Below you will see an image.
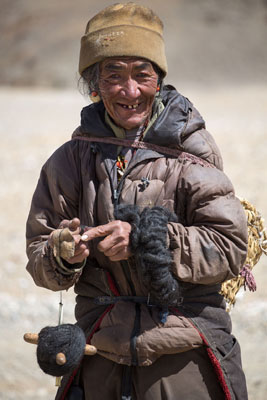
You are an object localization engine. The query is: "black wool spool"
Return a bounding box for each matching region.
[115,204,181,306]
[37,324,86,376]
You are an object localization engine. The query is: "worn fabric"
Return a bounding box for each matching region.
[79,3,167,76]
[26,85,248,399]
[80,350,225,400]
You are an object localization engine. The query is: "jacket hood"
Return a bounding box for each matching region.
[144,85,205,147]
[78,85,223,169]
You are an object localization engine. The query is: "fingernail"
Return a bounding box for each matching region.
[81,234,88,241]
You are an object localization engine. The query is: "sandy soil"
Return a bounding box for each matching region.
[0,83,266,399]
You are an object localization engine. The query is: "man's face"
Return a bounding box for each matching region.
[98,57,158,130]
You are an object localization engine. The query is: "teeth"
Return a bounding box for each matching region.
[122,104,138,109]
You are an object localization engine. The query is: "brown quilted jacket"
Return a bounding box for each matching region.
[26,85,247,376]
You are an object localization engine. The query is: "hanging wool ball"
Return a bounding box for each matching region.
[36,324,86,377]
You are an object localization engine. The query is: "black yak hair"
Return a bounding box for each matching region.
[115,204,182,307]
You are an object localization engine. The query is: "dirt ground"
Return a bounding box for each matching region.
[0,83,266,400]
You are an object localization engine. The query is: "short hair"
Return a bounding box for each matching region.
[79,63,100,96]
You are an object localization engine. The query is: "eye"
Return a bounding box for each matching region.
[109,73,121,80]
[136,72,149,78]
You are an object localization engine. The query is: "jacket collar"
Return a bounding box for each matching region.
[80,85,205,146]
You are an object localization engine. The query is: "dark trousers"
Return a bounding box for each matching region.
[81,348,225,399]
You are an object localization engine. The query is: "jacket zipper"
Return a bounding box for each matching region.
[103,153,146,367]
[103,148,163,368]
[102,156,137,295]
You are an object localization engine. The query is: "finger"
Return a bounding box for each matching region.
[58,219,71,229]
[73,234,83,245]
[81,221,131,242]
[67,248,90,264]
[81,224,113,241]
[108,248,132,262]
[69,218,81,231]
[97,235,127,253]
[58,218,80,232]
[102,244,129,258]
[73,242,88,255]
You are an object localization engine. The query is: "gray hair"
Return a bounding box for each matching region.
[78,63,100,96]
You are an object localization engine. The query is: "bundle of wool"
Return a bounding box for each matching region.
[51,228,75,260]
[136,206,181,306]
[36,324,86,376]
[115,204,182,307]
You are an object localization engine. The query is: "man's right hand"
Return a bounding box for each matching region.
[48,218,90,264]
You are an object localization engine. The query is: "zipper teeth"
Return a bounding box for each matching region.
[102,156,118,205]
[101,147,145,368]
[103,151,139,206]
[102,154,137,296]
[115,157,149,202]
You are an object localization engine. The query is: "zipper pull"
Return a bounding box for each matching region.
[113,189,118,201]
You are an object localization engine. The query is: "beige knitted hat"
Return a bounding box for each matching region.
[79,2,168,77]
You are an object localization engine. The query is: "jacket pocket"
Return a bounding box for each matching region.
[219,337,248,400]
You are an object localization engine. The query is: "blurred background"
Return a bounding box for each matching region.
[0,0,266,399]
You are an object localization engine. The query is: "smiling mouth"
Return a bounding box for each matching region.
[118,103,139,110]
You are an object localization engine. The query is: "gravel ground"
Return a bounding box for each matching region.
[0,84,266,399]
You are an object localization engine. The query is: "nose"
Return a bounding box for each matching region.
[120,78,140,98]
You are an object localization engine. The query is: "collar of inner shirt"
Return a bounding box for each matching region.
[104,97,165,143]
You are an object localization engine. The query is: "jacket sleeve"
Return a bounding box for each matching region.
[26,142,82,291]
[168,163,248,285]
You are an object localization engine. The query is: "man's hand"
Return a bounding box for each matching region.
[49,218,90,264]
[81,220,132,262]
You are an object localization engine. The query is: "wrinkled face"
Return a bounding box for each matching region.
[98,57,158,130]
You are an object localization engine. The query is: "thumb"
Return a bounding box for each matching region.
[69,218,81,232]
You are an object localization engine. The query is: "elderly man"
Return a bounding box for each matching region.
[26,3,248,399]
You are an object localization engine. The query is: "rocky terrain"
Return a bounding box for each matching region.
[0,1,266,399]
